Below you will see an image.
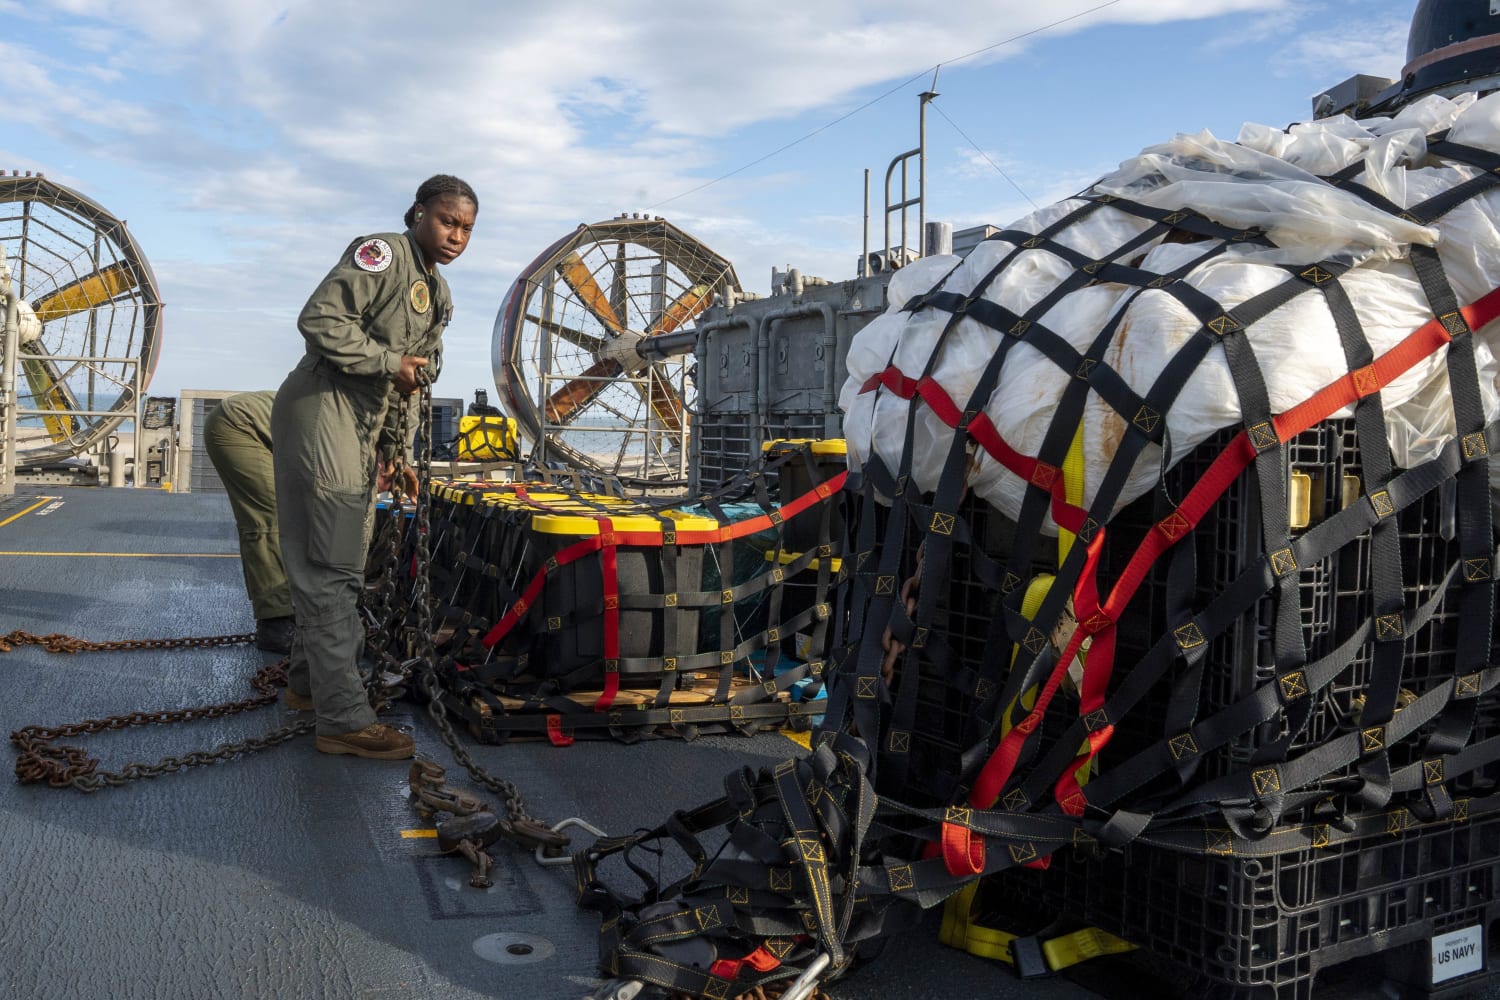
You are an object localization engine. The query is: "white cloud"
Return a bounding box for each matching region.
[1273,15,1410,83]
[0,40,159,138]
[12,0,1314,396]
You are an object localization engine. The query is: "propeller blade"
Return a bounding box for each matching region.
[644,366,685,434]
[524,313,606,352]
[557,252,623,335]
[31,261,138,323]
[544,358,622,426]
[648,284,712,336]
[610,241,628,327]
[19,345,82,444]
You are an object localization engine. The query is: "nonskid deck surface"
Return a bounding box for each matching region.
[0,487,1489,1000]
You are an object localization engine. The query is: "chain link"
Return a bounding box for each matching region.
[1,629,256,654]
[11,655,313,790]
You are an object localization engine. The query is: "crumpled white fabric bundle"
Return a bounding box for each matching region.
[840,92,1500,532]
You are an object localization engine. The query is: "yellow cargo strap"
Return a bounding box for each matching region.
[1056,423,1086,564]
[939,886,1136,975]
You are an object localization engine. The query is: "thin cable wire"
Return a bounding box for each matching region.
[930,102,1039,210]
[648,0,1123,210]
[645,74,931,210]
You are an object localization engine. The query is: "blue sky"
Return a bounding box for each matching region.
[2,0,1416,399]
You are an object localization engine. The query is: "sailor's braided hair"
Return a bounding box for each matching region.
[405,175,478,227]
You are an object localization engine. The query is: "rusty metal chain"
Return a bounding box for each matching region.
[412,379,435,670]
[404,378,553,836]
[359,396,416,691]
[11,655,313,790]
[6,391,415,793]
[1,629,255,654]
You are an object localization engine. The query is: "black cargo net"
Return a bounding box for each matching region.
[381,442,846,745]
[574,122,1500,998]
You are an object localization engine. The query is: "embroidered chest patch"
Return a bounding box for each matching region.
[353,238,392,273]
[410,279,431,314]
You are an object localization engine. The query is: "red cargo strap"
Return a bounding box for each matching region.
[708,944,782,982]
[595,517,621,712]
[545,715,574,747]
[969,531,1106,809]
[858,370,1088,534]
[480,534,595,647]
[941,820,986,877]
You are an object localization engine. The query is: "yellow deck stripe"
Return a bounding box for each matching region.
[0,497,59,528]
[0,551,242,558]
[401,829,438,839]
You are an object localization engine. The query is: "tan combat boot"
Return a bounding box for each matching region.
[315,723,415,760]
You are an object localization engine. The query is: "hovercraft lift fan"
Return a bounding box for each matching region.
[0,172,163,494]
[493,215,739,491]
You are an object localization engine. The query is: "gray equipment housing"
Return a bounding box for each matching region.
[689,274,890,493]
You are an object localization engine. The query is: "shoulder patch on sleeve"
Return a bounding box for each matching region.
[353,238,393,273]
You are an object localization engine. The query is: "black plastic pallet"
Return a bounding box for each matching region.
[990,804,1500,999]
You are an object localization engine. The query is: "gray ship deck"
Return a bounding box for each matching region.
[0,486,1488,999]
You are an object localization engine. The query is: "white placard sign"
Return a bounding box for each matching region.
[1431,925,1484,984]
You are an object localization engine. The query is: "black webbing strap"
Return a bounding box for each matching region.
[1319,275,1407,812]
[821,457,887,744]
[1407,244,1496,822]
[1197,273,1307,778]
[1156,490,1203,785]
[651,509,683,710]
[881,298,974,791]
[1152,663,1500,829]
[1317,129,1500,229]
[1410,139,1500,223]
[1112,559,1464,840]
[1097,197,1275,247]
[576,736,891,996]
[437,682,796,744]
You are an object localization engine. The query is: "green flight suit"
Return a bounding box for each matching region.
[272,231,451,736]
[202,390,292,622]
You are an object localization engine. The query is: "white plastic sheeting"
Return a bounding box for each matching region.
[840,92,1500,532]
